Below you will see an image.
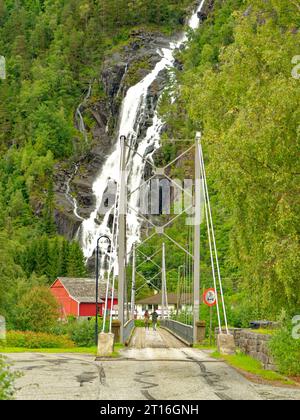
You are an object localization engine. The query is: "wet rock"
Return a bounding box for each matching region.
[53,26,193,240]
[54,193,82,241]
[144,144,156,157]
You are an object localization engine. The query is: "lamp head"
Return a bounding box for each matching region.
[98,235,112,254]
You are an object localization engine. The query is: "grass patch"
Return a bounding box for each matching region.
[193,344,216,351]
[193,338,217,350]
[0,347,97,355]
[108,344,125,358]
[212,351,295,385]
[251,329,276,336]
[0,343,125,358]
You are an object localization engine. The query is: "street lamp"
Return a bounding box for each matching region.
[95,234,112,346]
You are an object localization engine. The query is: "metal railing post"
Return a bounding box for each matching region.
[131,243,136,319]
[162,242,167,320]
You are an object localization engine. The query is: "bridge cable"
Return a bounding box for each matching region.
[199,143,229,334]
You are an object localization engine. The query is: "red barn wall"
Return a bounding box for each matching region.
[79,299,118,317]
[51,280,78,317]
[51,280,118,318]
[79,303,102,317]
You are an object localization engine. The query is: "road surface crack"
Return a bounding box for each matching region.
[135,370,158,400]
[182,351,232,401]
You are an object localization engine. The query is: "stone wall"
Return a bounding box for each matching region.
[217,328,277,371]
[234,330,276,371]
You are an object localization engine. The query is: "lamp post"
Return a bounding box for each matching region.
[95,234,112,346]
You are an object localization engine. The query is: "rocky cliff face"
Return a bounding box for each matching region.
[54,31,171,239]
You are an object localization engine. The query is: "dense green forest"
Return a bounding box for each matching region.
[0,0,192,326]
[160,0,300,321]
[0,0,299,332]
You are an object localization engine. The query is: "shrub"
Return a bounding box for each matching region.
[68,319,97,347]
[0,356,20,400]
[49,318,96,347]
[15,286,60,333]
[269,323,300,376]
[5,331,75,349]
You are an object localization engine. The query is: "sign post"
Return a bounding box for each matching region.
[203,288,217,345]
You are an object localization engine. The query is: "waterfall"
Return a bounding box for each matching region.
[65,82,93,223]
[76,82,92,143]
[79,1,206,262]
[65,164,84,222]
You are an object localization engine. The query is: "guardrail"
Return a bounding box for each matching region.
[160,319,193,345]
[124,319,135,346]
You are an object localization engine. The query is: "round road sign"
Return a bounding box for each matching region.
[203,288,217,307]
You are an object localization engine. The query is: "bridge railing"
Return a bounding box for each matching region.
[124,319,135,346]
[160,319,193,345]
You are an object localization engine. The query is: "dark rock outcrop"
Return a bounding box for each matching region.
[54,31,173,238]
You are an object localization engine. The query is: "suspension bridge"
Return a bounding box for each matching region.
[8,136,300,401]
[97,133,230,352]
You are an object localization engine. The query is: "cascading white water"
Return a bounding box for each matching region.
[76,83,92,143]
[65,164,84,222]
[64,82,93,224]
[79,1,206,261]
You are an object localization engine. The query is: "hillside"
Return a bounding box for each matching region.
[0,0,193,323]
[0,0,299,328]
[160,0,300,318]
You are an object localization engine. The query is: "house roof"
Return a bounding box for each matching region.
[54,277,115,304]
[136,293,193,306]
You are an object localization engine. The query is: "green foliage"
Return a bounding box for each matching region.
[18,237,86,281]
[4,331,75,349]
[0,347,97,354]
[66,242,87,278]
[67,319,96,347]
[212,351,294,384]
[0,356,19,400]
[0,0,190,338]
[269,323,300,376]
[14,286,60,332]
[124,58,151,87]
[51,317,105,347]
[160,0,300,318]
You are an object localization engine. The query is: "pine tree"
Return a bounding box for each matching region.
[67,241,86,277]
[35,237,50,278]
[60,238,69,277]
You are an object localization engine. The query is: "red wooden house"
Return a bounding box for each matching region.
[50,277,117,318]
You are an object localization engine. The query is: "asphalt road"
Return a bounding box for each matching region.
[3,329,300,401]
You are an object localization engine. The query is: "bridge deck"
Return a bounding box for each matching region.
[129,327,186,349]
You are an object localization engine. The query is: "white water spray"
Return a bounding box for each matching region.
[79,1,206,261]
[76,83,92,143]
[65,164,84,222]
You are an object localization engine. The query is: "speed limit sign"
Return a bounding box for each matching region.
[203,288,217,307]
